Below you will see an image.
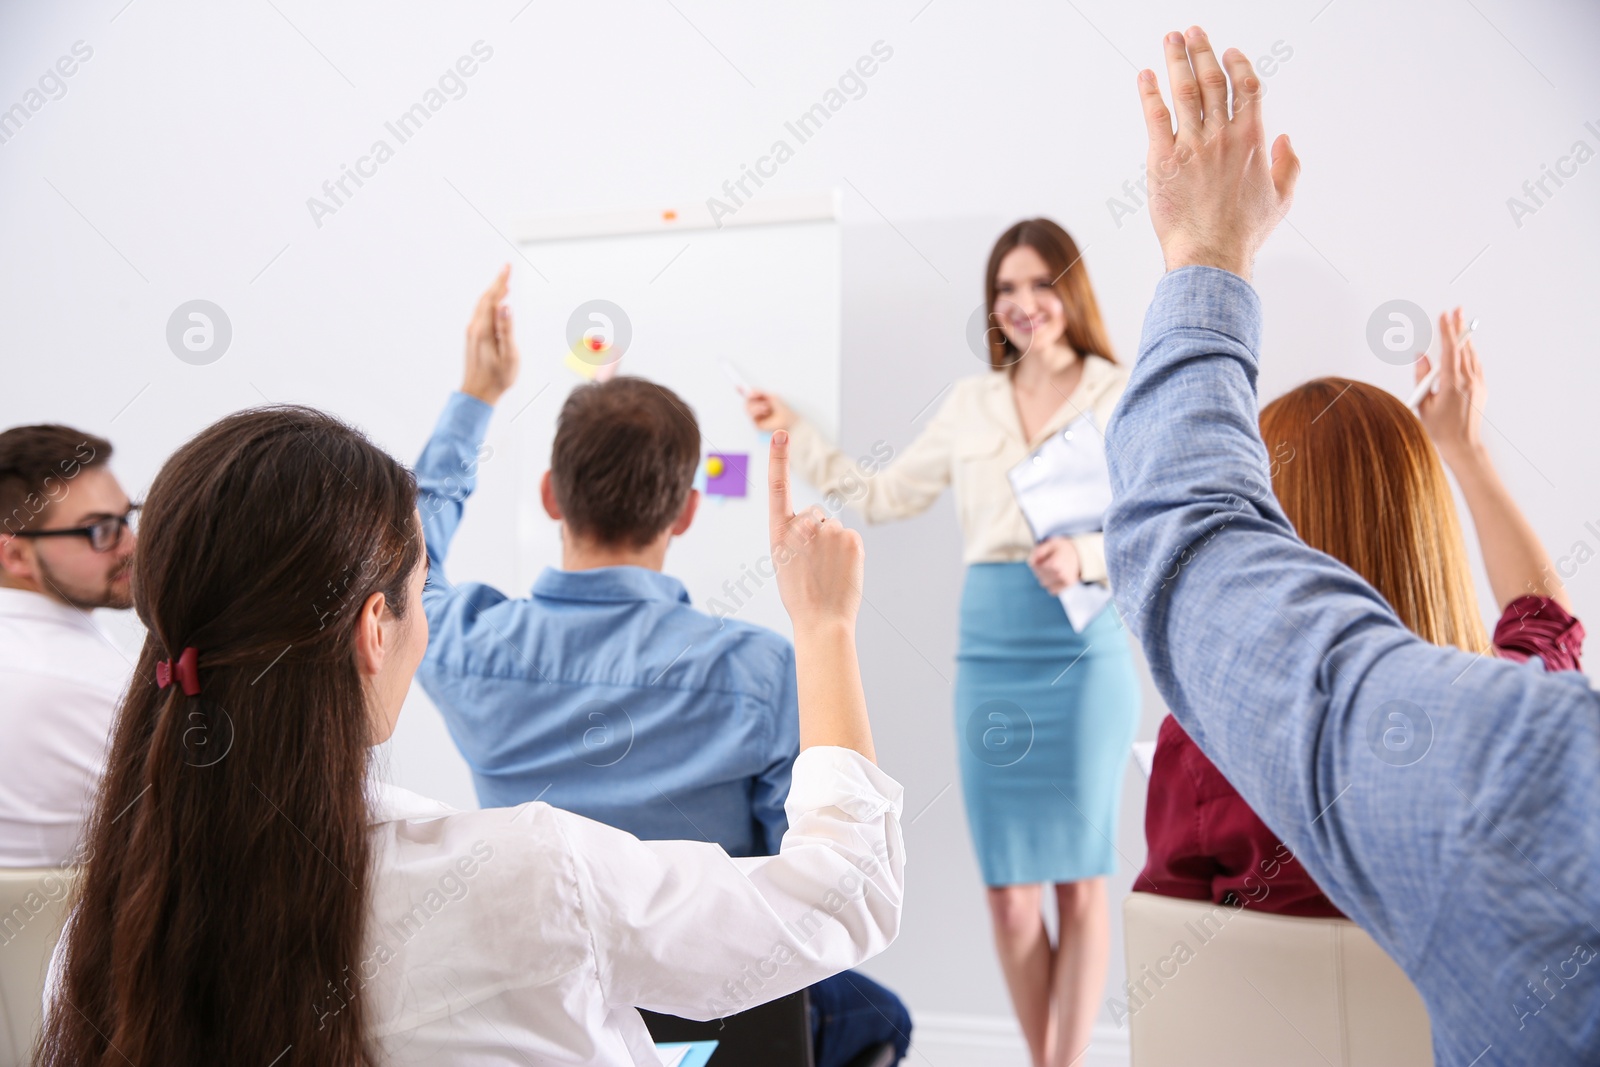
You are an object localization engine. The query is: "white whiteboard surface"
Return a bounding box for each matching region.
[508,211,842,638]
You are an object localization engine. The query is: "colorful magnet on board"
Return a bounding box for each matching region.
[705,453,747,497]
[564,350,600,380]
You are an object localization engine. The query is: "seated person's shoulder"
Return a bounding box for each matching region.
[371,783,573,886]
[0,614,127,694]
[364,788,598,997]
[671,603,794,697]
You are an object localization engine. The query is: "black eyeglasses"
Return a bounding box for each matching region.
[13,505,140,553]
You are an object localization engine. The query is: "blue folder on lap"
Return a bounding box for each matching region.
[655,1040,718,1067]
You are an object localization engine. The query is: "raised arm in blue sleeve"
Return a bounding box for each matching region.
[1104,266,1600,1065]
[415,392,507,637]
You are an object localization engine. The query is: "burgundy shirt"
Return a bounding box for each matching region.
[1140,595,1586,919]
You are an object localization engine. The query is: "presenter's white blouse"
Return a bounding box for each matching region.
[359,745,904,1065]
[788,354,1128,581]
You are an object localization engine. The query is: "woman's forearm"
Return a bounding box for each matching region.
[793,621,877,761]
[1445,444,1572,612]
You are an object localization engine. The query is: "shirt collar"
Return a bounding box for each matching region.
[366,777,459,824]
[1041,353,1119,437]
[0,586,105,633]
[531,566,691,606]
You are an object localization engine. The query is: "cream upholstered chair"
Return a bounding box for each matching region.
[0,868,75,1067]
[1121,891,1432,1066]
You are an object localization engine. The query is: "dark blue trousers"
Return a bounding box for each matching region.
[808,970,911,1067]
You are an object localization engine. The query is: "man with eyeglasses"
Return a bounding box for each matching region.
[0,423,138,867]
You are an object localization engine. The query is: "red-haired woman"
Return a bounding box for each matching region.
[1141,309,1585,917]
[748,219,1139,1067]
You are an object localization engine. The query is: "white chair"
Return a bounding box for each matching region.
[1121,891,1432,1066]
[0,868,75,1067]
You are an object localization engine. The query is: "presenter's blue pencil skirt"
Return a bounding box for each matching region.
[955,562,1140,887]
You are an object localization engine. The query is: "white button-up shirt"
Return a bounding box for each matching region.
[359,745,904,1065]
[0,588,132,867]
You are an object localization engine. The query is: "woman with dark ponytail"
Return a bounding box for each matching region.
[37,400,903,1064]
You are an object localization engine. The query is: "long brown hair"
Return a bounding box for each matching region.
[982,218,1116,371]
[37,406,422,1066]
[1260,378,1488,652]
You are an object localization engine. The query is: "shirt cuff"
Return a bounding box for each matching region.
[1142,265,1264,359]
[434,391,494,444]
[787,746,905,824]
[1493,595,1586,673]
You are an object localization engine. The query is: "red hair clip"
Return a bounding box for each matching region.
[156,646,202,696]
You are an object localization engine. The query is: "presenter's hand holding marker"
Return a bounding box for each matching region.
[746,389,797,433]
[1408,308,1478,415]
[1027,537,1082,596]
[769,429,876,761]
[1413,308,1486,467]
[1138,27,1300,281]
[461,265,521,407]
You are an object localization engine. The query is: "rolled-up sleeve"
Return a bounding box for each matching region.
[1492,595,1585,673]
[564,746,905,1020]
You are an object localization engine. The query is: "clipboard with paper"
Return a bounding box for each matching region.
[1006,411,1115,632]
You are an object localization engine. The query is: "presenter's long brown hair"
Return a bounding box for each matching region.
[1260,378,1488,652]
[37,406,422,1066]
[982,218,1117,371]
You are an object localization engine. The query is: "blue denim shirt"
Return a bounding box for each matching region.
[1105,267,1600,1065]
[414,392,799,857]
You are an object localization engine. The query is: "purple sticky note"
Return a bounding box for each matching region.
[705,453,748,498]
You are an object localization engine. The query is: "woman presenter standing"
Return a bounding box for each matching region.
[746,219,1139,1067]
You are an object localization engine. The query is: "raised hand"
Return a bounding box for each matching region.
[746,389,797,433]
[1411,309,1570,612]
[768,430,863,635]
[1138,27,1301,280]
[1414,308,1486,467]
[461,265,521,406]
[768,430,875,758]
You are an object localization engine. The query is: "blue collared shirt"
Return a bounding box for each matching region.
[413,392,798,857]
[1105,267,1600,1065]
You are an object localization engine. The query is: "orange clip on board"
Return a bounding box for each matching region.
[564,336,616,381]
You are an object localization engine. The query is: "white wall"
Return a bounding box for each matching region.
[4,0,1598,1057]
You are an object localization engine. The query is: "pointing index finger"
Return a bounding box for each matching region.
[769,429,793,533]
